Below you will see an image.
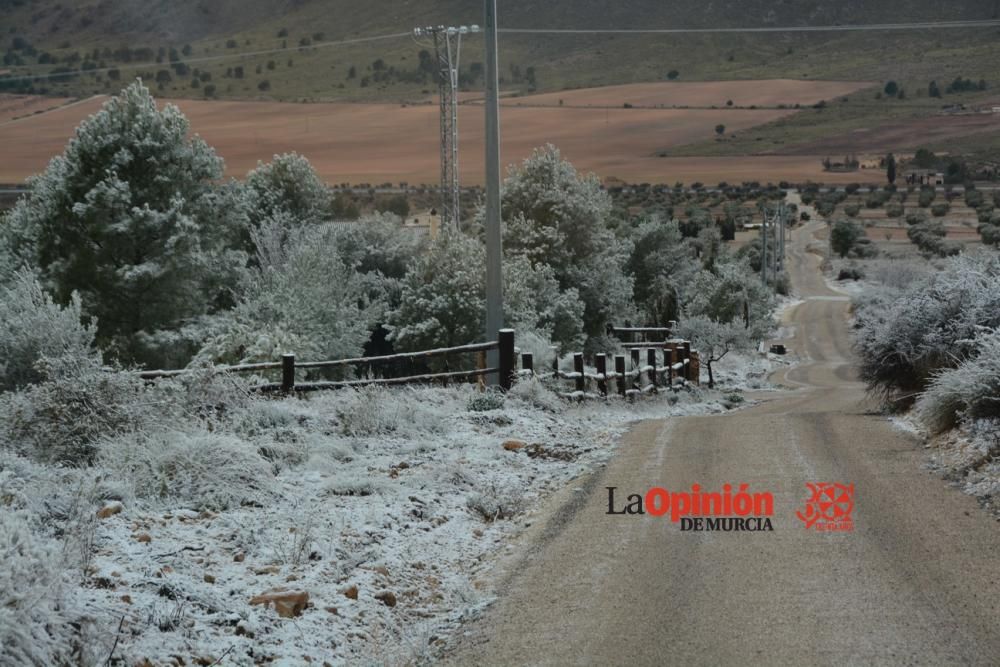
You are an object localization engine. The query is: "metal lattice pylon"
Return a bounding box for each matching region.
[414,25,479,229]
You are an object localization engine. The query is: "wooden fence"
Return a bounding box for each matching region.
[139,329,517,393]
[138,328,699,397]
[524,339,699,400]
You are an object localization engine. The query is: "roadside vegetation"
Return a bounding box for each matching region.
[849,250,1000,510]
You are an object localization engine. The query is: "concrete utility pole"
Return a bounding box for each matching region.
[483,0,504,380]
[778,203,787,274]
[761,209,768,286]
[412,23,480,228]
[772,206,779,281]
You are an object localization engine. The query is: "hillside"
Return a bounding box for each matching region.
[2,0,999,104]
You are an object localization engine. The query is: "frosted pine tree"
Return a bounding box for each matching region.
[3,80,245,367]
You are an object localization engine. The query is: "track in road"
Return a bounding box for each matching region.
[444,216,1000,665]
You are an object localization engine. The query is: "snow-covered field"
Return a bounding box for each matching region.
[1,368,782,666]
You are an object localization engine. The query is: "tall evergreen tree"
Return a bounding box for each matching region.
[2,80,245,366]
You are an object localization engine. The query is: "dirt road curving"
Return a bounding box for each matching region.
[443,218,1000,666]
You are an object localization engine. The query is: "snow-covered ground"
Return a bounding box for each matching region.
[1,367,784,666]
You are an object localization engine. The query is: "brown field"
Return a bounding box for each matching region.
[0,94,73,124]
[776,112,1000,156]
[0,80,875,186]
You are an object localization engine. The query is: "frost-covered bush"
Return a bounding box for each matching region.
[333,385,448,437]
[467,482,526,521]
[333,212,421,283]
[854,252,1000,404]
[244,153,330,231]
[390,230,583,353]
[830,219,863,258]
[0,510,81,665]
[627,218,700,328]
[155,364,258,425]
[981,224,1000,247]
[677,259,774,388]
[336,385,402,436]
[467,391,505,412]
[498,145,633,342]
[0,269,97,392]
[199,221,380,365]
[863,259,934,290]
[503,255,585,353]
[4,81,245,367]
[509,375,562,412]
[916,328,1000,434]
[390,230,484,352]
[98,429,276,510]
[0,356,150,465]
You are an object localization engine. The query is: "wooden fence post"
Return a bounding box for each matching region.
[630,349,641,391]
[573,353,585,394]
[648,348,658,390]
[282,353,295,394]
[615,355,626,397]
[689,351,701,386]
[665,346,674,387]
[498,329,515,391]
[595,353,608,397]
[551,346,559,376]
[682,341,692,381]
[521,352,534,376]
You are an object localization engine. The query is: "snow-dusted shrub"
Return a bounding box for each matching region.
[390,230,485,351]
[336,385,401,436]
[0,268,97,392]
[916,328,1000,434]
[509,375,562,412]
[0,510,80,665]
[467,390,505,412]
[467,482,526,521]
[245,153,330,230]
[322,473,383,498]
[98,429,276,510]
[0,356,150,465]
[854,252,1000,403]
[676,258,775,387]
[498,145,634,342]
[504,255,585,353]
[391,230,584,353]
[156,363,258,424]
[332,212,422,283]
[864,259,934,290]
[199,221,380,365]
[325,385,453,440]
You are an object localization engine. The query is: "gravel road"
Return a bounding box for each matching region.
[443,218,1000,666]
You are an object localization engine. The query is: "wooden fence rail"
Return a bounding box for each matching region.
[136,328,699,399]
[139,329,518,393]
